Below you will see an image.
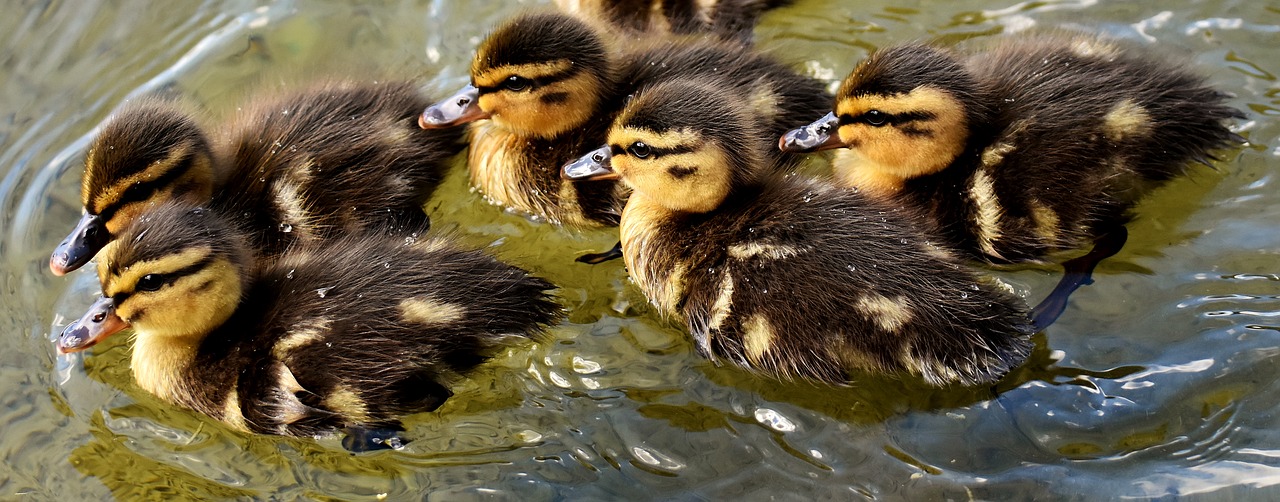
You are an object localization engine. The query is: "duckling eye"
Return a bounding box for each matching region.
[627,142,651,159]
[503,76,531,92]
[863,110,888,127]
[136,274,166,292]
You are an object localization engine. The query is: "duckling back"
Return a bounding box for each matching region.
[458,12,827,227]
[558,0,791,41]
[577,79,1033,385]
[674,179,1033,385]
[62,201,558,440]
[52,80,464,276]
[228,232,560,437]
[820,34,1243,264]
[219,80,465,254]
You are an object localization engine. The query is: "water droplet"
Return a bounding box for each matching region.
[315,286,334,298]
[286,269,295,279]
[279,223,292,233]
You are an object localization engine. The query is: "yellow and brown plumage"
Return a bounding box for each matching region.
[564,79,1033,386]
[556,0,791,41]
[781,33,1244,265]
[419,10,828,230]
[50,80,464,275]
[56,201,559,450]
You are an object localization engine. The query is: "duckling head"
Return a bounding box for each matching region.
[50,102,217,276]
[57,203,250,353]
[420,12,614,139]
[563,79,762,213]
[781,44,984,185]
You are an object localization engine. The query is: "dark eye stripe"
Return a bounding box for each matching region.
[838,111,937,126]
[95,153,196,222]
[112,252,215,305]
[614,143,696,158]
[476,68,577,94]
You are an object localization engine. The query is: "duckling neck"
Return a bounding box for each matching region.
[131,332,203,406]
[833,150,908,199]
[618,194,689,313]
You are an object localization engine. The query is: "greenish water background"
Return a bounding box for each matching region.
[2,0,1278,499]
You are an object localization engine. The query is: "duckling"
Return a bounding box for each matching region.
[56,201,559,451]
[779,33,1244,326]
[563,79,1033,386]
[556,0,790,41]
[50,80,465,276]
[420,11,828,261]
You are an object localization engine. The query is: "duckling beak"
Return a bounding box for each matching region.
[419,84,489,128]
[562,146,618,181]
[57,296,127,354]
[779,112,844,153]
[50,212,109,276]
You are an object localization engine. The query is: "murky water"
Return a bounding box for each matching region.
[2,0,1278,499]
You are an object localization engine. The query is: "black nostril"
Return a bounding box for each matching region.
[456,97,470,107]
[592,153,604,162]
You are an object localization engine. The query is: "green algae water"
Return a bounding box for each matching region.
[2,0,1279,499]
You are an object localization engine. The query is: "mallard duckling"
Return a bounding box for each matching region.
[50,80,464,276]
[56,201,559,451]
[556,0,789,41]
[779,34,1244,325]
[563,80,1033,386]
[419,11,828,238]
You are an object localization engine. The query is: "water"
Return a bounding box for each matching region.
[2,0,1278,499]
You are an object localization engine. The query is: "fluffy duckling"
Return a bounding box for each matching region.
[419,11,828,236]
[563,80,1033,386]
[779,34,1244,325]
[56,202,559,451]
[556,0,790,41]
[50,80,464,276]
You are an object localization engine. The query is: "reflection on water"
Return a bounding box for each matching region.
[2,0,1279,498]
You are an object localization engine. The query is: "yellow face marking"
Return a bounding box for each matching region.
[112,256,242,341]
[728,242,806,261]
[856,294,913,332]
[833,87,968,193]
[1103,99,1152,142]
[1027,198,1060,242]
[324,386,372,423]
[741,314,774,364]
[609,127,732,213]
[86,143,193,212]
[473,61,573,88]
[272,320,329,360]
[103,246,211,298]
[968,169,1005,259]
[399,297,466,326]
[474,61,599,138]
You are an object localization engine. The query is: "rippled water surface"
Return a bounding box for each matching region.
[3,0,1279,499]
